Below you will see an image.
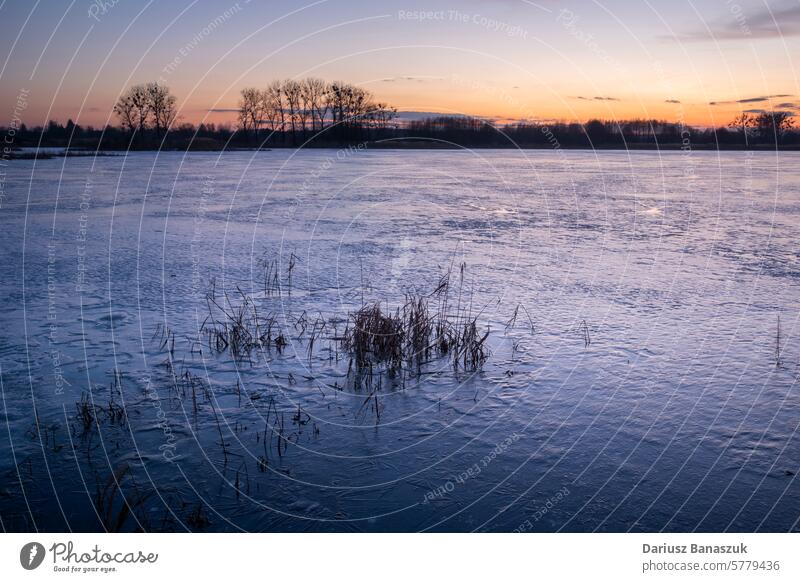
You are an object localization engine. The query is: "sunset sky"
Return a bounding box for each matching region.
[1,0,798,128]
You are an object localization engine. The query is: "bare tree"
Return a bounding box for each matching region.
[238,87,265,141]
[114,84,150,142]
[754,110,795,143]
[326,81,345,132]
[301,77,328,134]
[147,82,177,139]
[263,80,285,139]
[298,82,312,140]
[323,81,377,140]
[282,79,302,144]
[728,112,754,142]
[369,102,397,133]
[113,94,137,136]
[343,84,377,140]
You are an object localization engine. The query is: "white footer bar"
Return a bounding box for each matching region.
[1,533,797,581]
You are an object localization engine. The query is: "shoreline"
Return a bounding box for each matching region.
[8,142,800,158]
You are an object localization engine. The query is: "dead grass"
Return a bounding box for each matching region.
[339,265,491,388]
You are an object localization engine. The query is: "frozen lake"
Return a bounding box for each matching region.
[1,148,799,532]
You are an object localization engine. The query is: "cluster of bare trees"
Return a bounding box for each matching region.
[113,83,177,141]
[237,78,396,144]
[729,111,795,143]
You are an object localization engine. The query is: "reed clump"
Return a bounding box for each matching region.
[201,288,287,360]
[343,303,404,370]
[339,267,491,385]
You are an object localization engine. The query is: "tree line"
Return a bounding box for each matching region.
[405,114,797,148]
[4,79,798,150]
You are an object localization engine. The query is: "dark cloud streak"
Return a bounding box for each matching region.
[709,94,792,105]
[667,3,800,41]
[574,96,620,101]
